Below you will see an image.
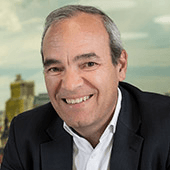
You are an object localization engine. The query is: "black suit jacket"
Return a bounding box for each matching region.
[1,82,170,170]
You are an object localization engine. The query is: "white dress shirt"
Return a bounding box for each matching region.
[64,88,122,170]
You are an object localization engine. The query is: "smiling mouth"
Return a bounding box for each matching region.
[62,95,93,104]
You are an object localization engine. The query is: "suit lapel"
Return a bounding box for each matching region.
[110,85,144,169]
[110,121,143,169]
[41,116,73,170]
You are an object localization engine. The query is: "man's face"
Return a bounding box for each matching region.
[43,13,127,134]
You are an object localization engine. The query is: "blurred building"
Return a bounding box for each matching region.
[0,111,5,133]
[1,118,9,148]
[0,110,6,164]
[0,75,50,164]
[34,93,50,108]
[5,74,35,123]
[0,111,5,148]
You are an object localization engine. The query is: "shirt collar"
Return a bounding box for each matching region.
[110,87,122,134]
[63,88,122,138]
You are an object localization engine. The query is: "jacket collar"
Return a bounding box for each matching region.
[41,111,73,170]
[110,84,144,169]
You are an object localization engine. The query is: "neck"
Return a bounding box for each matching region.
[73,114,113,148]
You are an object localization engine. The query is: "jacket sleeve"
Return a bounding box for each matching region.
[1,118,24,170]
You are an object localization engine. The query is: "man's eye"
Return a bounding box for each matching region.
[86,62,95,67]
[45,67,64,75]
[49,67,62,72]
[84,62,97,68]
[80,62,99,70]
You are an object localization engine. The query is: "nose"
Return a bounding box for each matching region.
[61,69,84,91]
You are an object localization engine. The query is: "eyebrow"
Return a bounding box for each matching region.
[43,53,100,67]
[43,59,61,68]
[73,52,100,62]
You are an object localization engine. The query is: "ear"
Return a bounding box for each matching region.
[117,49,128,82]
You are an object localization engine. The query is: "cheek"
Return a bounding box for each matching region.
[98,69,119,94]
[93,68,118,86]
[45,76,60,95]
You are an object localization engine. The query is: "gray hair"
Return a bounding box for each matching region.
[41,5,123,65]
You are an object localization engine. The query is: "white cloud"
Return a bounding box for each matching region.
[0,45,9,58]
[15,0,24,4]
[154,15,170,25]
[0,50,42,69]
[22,17,43,25]
[121,32,149,41]
[0,33,42,69]
[79,0,137,11]
[21,34,42,51]
[0,0,22,32]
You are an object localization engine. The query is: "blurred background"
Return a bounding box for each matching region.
[1,0,170,111]
[0,0,170,162]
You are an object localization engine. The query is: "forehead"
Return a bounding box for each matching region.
[44,13,109,43]
[42,13,110,61]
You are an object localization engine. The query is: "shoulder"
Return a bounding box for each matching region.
[14,102,56,122]
[11,102,58,138]
[119,82,170,127]
[119,81,170,108]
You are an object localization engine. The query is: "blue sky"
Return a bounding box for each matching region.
[0,0,170,110]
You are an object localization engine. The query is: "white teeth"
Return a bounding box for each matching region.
[66,96,90,104]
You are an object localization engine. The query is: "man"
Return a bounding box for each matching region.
[1,5,170,170]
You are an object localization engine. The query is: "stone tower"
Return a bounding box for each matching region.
[5,75,35,122]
